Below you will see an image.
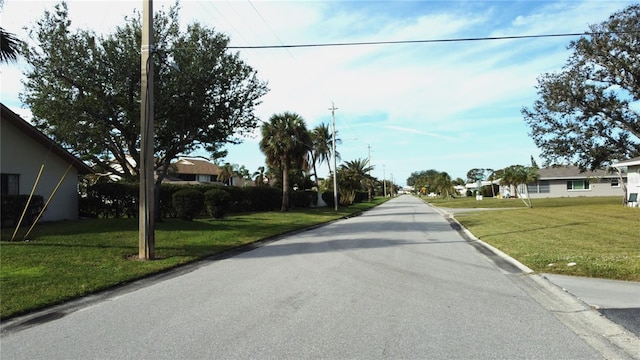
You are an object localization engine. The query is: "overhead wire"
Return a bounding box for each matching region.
[225,31,639,49]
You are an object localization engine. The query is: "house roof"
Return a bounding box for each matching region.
[537,165,617,180]
[612,156,640,168]
[172,158,221,175]
[1,103,93,174]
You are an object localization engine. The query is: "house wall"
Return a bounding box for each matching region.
[1,120,79,221]
[526,178,624,199]
[626,165,640,201]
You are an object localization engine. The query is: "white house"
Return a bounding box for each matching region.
[612,157,640,207]
[1,104,93,222]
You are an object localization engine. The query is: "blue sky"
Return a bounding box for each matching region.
[1,1,636,186]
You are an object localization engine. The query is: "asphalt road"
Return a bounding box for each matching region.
[1,195,636,359]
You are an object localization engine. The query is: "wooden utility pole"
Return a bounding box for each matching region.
[329,102,338,211]
[139,0,155,260]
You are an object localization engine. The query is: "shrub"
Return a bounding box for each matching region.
[204,189,232,219]
[322,191,341,208]
[1,195,44,229]
[244,186,281,211]
[82,182,138,218]
[172,188,204,221]
[289,190,317,208]
[354,191,369,203]
[481,184,499,198]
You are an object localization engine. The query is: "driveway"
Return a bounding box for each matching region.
[1,195,636,359]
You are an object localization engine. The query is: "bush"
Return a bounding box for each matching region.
[244,186,281,211]
[172,188,204,221]
[204,189,232,219]
[1,195,44,229]
[481,184,499,198]
[289,190,317,208]
[82,182,138,218]
[322,191,340,208]
[354,191,369,203]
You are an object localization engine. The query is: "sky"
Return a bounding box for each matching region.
[1,0,636,186]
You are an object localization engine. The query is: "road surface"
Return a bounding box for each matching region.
[1,195,636,359]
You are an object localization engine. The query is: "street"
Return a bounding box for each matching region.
[1,195,634,359]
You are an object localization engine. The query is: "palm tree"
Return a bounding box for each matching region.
[308,123,341,206]
[500,165,539,208]
[218,162,234,186]
[486,168,496,197]
[338,158,374,204]
[0,28,20,63]
[309,123,341,181]
[236,165,251,186]
[253,166,266,186]
[259,112,311,211]
[433,171,455,198]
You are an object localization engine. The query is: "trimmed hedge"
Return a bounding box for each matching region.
[290,190,318,209]
[172,189,204,221]
[1,195,44,229]
[79,182,291,219]
[204,189,232,219]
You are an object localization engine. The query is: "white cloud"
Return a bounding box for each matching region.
[1,0,635,184]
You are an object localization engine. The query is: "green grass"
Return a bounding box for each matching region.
[0,199,387,319]
[427,196,640,281]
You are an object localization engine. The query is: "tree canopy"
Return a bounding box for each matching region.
[499,165,539,208]
[259,112,311,211]
[522,4,639,170]
[21,2,268,184]
[407,169,454,197]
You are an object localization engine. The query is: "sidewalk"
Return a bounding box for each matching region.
[432,204,640,340]
[542,273,640,338]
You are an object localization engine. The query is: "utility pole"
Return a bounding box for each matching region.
[139,0,155,260]
[329,102,338,211]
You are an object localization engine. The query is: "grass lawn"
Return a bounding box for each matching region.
[423,196,640,282]
[0,199,387,319]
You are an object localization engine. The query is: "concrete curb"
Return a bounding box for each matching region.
[430,204,640,359]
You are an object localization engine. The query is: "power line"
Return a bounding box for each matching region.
[226,31,638,49]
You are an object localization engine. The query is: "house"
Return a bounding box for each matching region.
[166,157,255,187]
[167,157,223,184]
[612,156,640,207]
[1,104,93,222]
[521,166,625,199]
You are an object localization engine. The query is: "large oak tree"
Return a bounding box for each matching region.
[522,4,639,170]
[21,2,268,185]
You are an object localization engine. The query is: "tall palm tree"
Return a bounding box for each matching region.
[259,112,311,211]
[309,123,341,181]
[0,28,20,63]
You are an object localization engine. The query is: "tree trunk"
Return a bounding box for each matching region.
[281,157,290,211]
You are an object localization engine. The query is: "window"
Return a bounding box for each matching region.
[177,173,196,181]
[1,174,20,195]
[610,178,620,187]
[567,180,590,190]
[527,180,550,194]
